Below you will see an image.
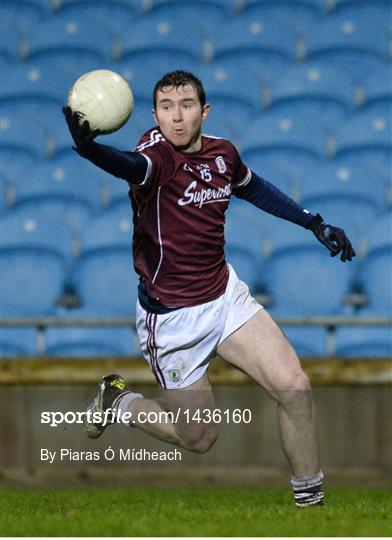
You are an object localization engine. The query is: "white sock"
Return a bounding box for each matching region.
[112,391,143,426]
[291,471,324,508]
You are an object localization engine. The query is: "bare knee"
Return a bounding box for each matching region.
[179,425,219,454]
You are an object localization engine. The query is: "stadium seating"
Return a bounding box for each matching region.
[262,224,354,315]
[79,206,133,252]
[71,247,139,316]
[365,212,392,253]
[45,1,136,39]
[44,308,140,357]
[226,248,261,293]
[236,0,323,35]
[1,247,66,316]
[304,14,389,61]
[120,19,206,64]
[296,162,388,210]
[141,1,229,37]
[211,15,297,62]
[0,328,38,357]
[0,102,47,158]
[1,0,44,36]
[360,66,392,110]
[268,64,353,131]
[281,326,329,357]
[196,64,262,114]
[326,1,392,33]
[335,327,392,357]
[26,17,113,63]
[1,212,74,261]
[1,63,71,104]
[361,249,391,316]
[11,153,105,213]
[242,110,326,182]
[297,168,380,244]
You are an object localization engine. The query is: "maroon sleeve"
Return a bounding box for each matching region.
[230,142,251,188]
[133,128,176,189]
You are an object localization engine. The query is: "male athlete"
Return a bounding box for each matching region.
[63,70,355,508]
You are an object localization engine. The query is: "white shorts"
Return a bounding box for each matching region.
[136,264,263,389]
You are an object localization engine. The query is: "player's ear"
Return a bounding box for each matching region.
[151,108,158,125]
[202,103,211,121]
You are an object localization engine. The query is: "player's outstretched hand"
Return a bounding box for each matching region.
[308,213,356,262]
[62,106,101,149]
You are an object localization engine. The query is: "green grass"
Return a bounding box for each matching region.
[0,488,391,536]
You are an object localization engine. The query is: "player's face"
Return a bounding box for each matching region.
[152,84,210,153]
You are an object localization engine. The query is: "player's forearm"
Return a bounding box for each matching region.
[233,170,314,228]
[75,142,149,185]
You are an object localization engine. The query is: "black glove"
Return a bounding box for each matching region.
[307,213,356,262]
[62,106,101,150]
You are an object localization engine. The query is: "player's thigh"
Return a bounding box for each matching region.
[217,309,310,395]
[160,373,218,441]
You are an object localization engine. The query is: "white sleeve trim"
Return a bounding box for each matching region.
[232,167,252,189]
[134,153,153,188]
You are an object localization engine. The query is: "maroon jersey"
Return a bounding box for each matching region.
[131,127,251,308]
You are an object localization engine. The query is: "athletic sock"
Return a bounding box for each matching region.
[291,471,324,508]
[112,391,143,426]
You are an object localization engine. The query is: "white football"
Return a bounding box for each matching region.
[67,69,134,134]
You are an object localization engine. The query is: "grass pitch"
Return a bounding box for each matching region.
[0,488,391,536]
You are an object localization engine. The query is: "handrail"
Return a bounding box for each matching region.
[0,316,391,327]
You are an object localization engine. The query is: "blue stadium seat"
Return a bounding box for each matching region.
[225,205,264,268]
[326,1,392,34]
[12,154,104,213]
[233,159,294,199]
[0,26,23,60]
[242,111,326,179]
[303,55,387,87]
[1,247,66,316]
[142,1,229,38]
[365,212,392,253]
[9,200,91,240]
[196,64,262,114]
[80,207,133,252]
[334,110,391,170]
[211,16,296,63]
[268,64,353,131]
[361,248,391,316]
[1,63,72,104]
[27,18,113,63]
[226,248,261,293]
[296,162,388,211]
[0,328,38,357]
[71,247,139,316]
[335,327,391,357]
[44,308,140,357]
[361,67,392,111]
[47,1,136,39]
[139,0,235,18]
[1,152,38,198]
[1,0,44,36]
[305,15,389,61]
[262,225,354,315]
[202,117,238,145]
[213,54,293,92]
[237,0,323,35]
[112,59,167,106]
[120,19,205,64]
[281,326,329,357]
[1,212,74,261]
[0,102,47,158]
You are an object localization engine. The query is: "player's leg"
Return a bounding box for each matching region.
[217,308,324,506]
[129,372,219,453]
[84,372,219,454]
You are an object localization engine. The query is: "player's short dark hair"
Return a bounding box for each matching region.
[153,70,206,109]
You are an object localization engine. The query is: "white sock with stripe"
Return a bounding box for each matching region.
[112,392,143,427]
[291,471,324,508]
